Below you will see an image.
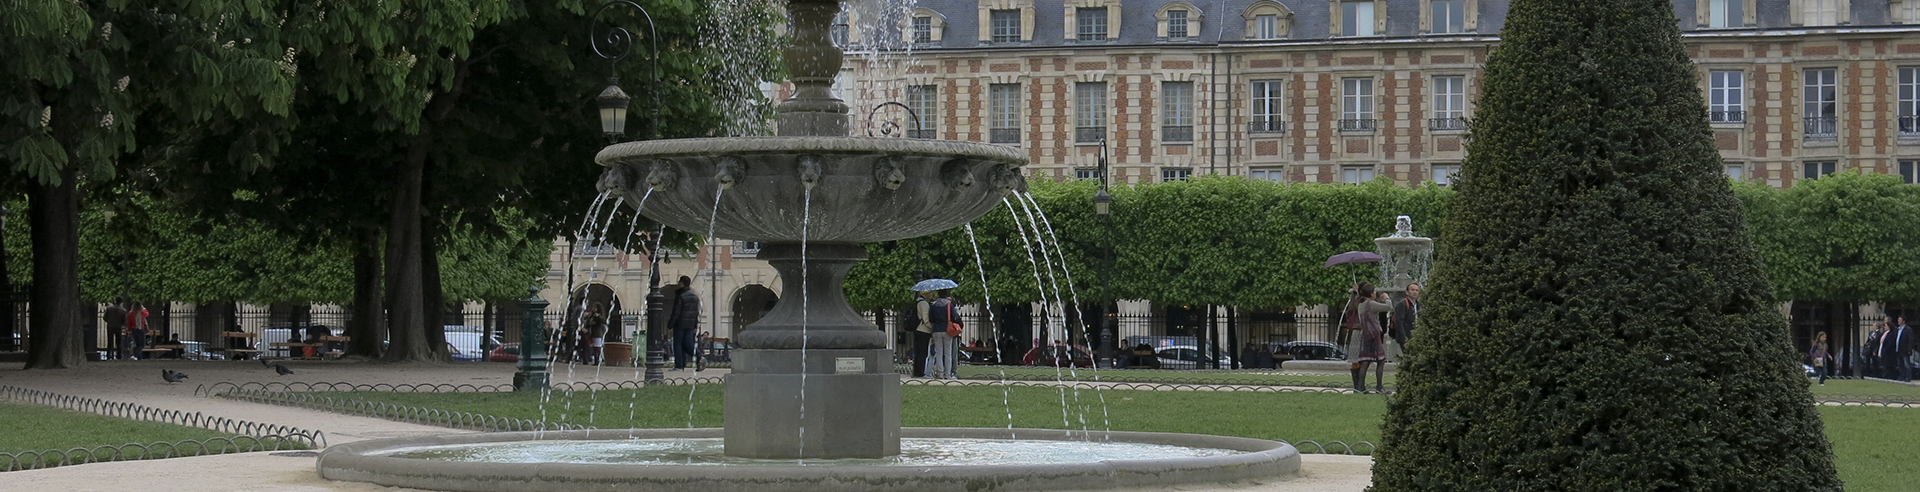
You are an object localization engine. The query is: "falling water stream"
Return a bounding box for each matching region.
[1001,198,1074,435]
[962,224,1017,438]
[1019,191,1112,438]
[797,187,813,462]
[689,189,726,429]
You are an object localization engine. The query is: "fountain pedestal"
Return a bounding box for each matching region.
[724,242,901,459]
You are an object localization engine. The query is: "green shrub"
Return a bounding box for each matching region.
[1370,0,1841,490]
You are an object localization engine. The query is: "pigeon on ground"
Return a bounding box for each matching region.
[260,358,273,368]
[272,363,294,376]
[161,369,189,383]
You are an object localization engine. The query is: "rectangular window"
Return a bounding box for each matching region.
[1725,163,1746,180]
[1803,161,1837,180]
[1431,164,1460,186]
[1077,8,1108,41]
[1250,80,1284,133]
[1163,81,1194,142]
[1709,0,1744,28]
[1074,168,1102,180]
[1709,71,1745,124]
[1804,0,1839,26]
[1431,0,1464,33]
[831,12,850,47]
[1076,82,1107,143]
[1904,1,1920,24]
[990,83,1021,144]
[1161,167,1192,182]
[1900,160,1919,184]
[1255,14,1279,39]
[1804,68,1837,139]
[1901,67,1920,136]
[1342,78,1375,131]
[1167,10,1190,39]
[913,16,932,43]
[1341,165,1376,184]
[906,85,936,138]
[1342,1,1375,36]
[1431,75,1466,131]
[1249,168,1285,182]
[991,10,1021,42]
[734,241,764,257]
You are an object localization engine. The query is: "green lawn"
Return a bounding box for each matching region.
[322,384,1914,491]
[958,365,1397,387]
[0,403,234,455]
[1806,379,1920,399]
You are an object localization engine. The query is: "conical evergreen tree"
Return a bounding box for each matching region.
[1370,0,1840,490]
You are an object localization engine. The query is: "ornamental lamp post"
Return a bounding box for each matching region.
[1094,158,1114,367]
[597,81,631,143]
[514,287,551,391]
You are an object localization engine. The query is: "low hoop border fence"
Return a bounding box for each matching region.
[196,378,729,398]
[956,372,1361,389]
[0,385,326,447]
[217,389,599,433]
[1,435,310,472]
[907,378,1359,394]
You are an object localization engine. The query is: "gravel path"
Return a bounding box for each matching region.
[1,359,1371,491]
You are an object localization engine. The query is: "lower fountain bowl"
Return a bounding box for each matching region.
[317,427,1300,492]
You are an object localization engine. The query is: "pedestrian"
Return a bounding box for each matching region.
[1879,318,1902,381]
[909,289,936,378]
[1809,331,1829,386]
[1893,317,1915,382]
[696,331,711,372]
[104,300,128,360]
[668,276,700,370]
[125,302,150,360]
[1344,282,1392,393]
[1864,320,1886,378]
[1387,283,1421,362]
[926,290,961,379]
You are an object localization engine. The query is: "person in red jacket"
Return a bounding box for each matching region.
[125,302,151,360]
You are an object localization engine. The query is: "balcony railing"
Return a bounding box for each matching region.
[1709,111,1746,124]
[990,128,1021,144]
[906,129,935,139]
[1339,119,1377,132]
[1076,126,1107,143]
[1248,119,1287,134]
[1803,116,1837,141]
[1900,115,1920,138]
[1428,117,1466,131]
[1162,125,1193,142]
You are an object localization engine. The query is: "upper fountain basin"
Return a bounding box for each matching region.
[596,136,1029,243]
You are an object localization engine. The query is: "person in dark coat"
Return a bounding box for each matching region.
[104,300,128,360]
[1864,321,1885,378]
[1388,283,1421,361]
[668,276,700,370]
[1892,317,1915,382]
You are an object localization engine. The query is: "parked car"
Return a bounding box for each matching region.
[1156,345,1233,370]
[1274,341,1347,362]
[488,343,520,363]
[1022,344,1094,368]
[445,327,500,362]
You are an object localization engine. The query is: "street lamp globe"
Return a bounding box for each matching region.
[1093,188,1112,216]
[597,81,631,140]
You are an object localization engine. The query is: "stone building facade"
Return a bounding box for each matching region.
[826,0,1920,188]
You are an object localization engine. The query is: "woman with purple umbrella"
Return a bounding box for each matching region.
[1344,282,1392,393]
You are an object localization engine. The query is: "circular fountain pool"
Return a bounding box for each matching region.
[318,428,1300,492]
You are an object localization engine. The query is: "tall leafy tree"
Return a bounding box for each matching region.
[2,2,294,368]
[1370,0,1839,490]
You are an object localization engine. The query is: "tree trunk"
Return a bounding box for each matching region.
[24,168,82,369]
[0,204,14,352]
[423,227,449,361]
[379,133,434,363]
[350,227,384,357]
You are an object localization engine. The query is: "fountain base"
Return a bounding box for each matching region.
[317,428,1302,492]
[724,348,900,459]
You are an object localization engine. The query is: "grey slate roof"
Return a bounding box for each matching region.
[884,0,1903,49]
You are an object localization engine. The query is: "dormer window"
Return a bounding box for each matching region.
[913,17,932,43]
[1078,7,1109,40]
[906,9,947,44]
[1157,2,1203,40]
[1242,1,1292,40]
[992,10,1021,42]
[1339,0,1377,37]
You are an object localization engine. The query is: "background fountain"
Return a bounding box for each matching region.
[316,0,1300,488]
[1374,215,1434,298]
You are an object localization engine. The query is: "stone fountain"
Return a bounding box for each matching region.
[1373,215,1434,297]
[315,0,1300,489]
